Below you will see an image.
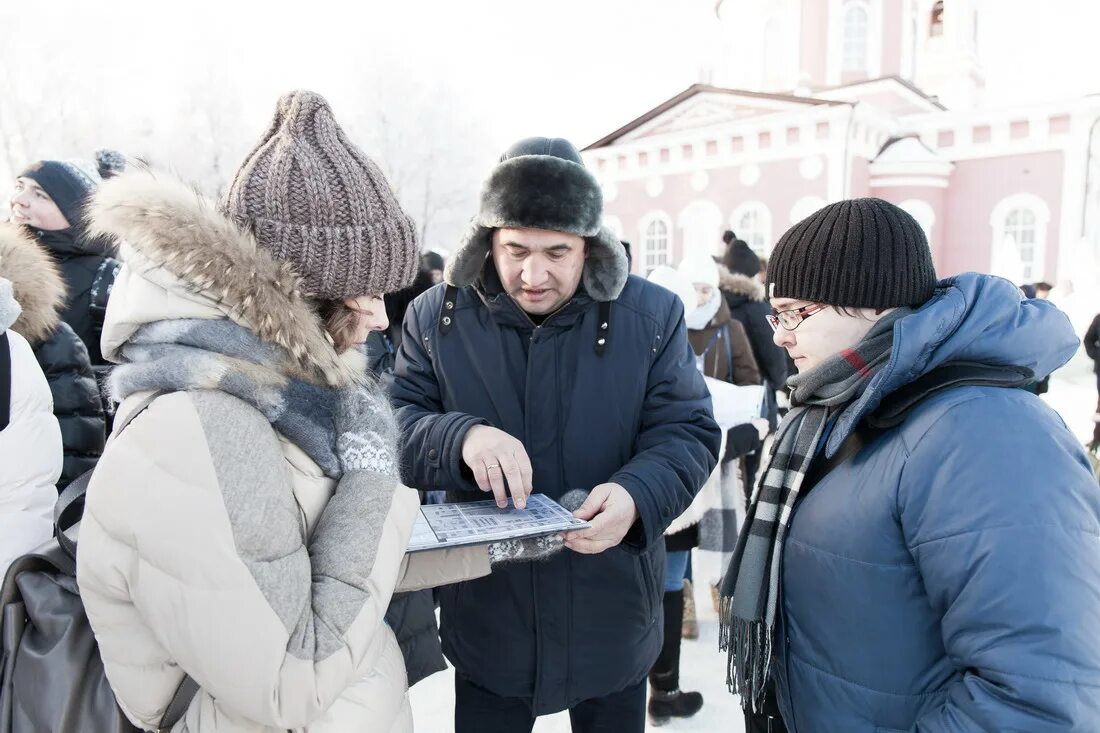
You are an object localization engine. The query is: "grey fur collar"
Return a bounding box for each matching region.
[719,265,765,303]
[0,224,66,344]
[86,168,356,387]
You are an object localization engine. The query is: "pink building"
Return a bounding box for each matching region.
[581,0,1100,287]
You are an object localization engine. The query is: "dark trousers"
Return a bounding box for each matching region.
[744,684,789,733]
[454,674,646,733]
[1094,373,1100,446]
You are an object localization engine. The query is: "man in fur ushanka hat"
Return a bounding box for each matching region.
[389,137,721,731]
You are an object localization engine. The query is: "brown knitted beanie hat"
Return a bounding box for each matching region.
[224,90,419,299]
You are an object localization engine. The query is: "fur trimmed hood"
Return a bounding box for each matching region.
[445,141,629,302]
[0,223,66,344]
[718,264,765,303]
[86,169,357,387]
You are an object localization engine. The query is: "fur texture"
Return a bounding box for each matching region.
[719,265,766,303]
[445,153,630,302]
[480,155,603,236]
[0,223,66,344]
[85,168,357,387]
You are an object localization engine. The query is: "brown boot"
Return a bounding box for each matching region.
[681,579,699,640]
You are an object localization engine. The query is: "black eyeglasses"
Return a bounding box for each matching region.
[766,303,827,332]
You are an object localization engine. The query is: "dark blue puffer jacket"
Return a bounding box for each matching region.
[388,268,720,714]
[773,273,1100,732]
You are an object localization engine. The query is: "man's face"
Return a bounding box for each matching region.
[491,227,587,316]
[10,177,70,230]
[770,297,880,372]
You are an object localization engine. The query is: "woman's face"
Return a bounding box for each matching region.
[10,177,70,230]
[343,295,389,347]
[693,283,715,308]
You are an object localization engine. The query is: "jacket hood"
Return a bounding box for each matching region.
[86,168,356,387]
[0,223,66,343]
[719,265,765,302]
[826,272,1079,456]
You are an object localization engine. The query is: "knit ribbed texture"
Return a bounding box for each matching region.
[224,90,419,300]
[767,198,936,308]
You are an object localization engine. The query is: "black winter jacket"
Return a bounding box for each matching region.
[33,322,105,489]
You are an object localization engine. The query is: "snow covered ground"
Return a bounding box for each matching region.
[409,358,1096,732]
[409,547,744,732]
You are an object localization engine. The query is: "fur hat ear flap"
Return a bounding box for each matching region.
[445,219,493,288]
[583,227,629,302]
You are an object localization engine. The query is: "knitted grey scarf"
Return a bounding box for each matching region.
[719,307,912,711]
[110,318,373,479]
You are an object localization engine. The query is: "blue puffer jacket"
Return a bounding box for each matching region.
[773,273,1100,732]
[389,267,721,714]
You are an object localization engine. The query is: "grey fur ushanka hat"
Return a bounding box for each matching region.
[444,137,629,302]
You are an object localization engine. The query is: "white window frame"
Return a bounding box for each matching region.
[842,3,869,72]
[989,194,1051,284]
[639,212,673,275]
[827,0,883,84]
[730,202,773,257]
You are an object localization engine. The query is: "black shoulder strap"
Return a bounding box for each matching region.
[595,301,611,356]
[867,361,1034,429]
[0,332,10,432]
[158,674,200,731]
[804,361,1034,490]
[55,390,165,561]
[720,323,733,381]
[51,389,199,729]
[438,285,458,335]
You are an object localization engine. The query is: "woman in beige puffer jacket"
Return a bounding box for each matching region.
[76,91,490,733]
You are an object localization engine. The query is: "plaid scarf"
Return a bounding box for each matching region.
[719,307,912,711]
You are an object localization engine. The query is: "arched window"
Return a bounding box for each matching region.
[843,3,869,72]
[930,1,944,37]
[990,194,1050,284]
[731,203,773,256]
[640,213,673,275]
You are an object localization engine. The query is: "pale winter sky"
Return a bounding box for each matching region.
[7,0,1100,148]
[3,0,1100,243]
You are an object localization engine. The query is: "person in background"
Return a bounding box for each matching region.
[421,250,445,285]
[0,276,62,576]
[0,221,105,490]
[9,151,125,366]
[1085,311,1100,450]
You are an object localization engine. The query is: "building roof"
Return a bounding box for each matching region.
[813,75,948,112]
[583,83,845,151]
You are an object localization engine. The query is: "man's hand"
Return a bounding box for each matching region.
[461,425,534,509]
[564,483,639,555]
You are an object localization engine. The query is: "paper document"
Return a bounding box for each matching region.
[407,494,591,553]
[704,377,766,430]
